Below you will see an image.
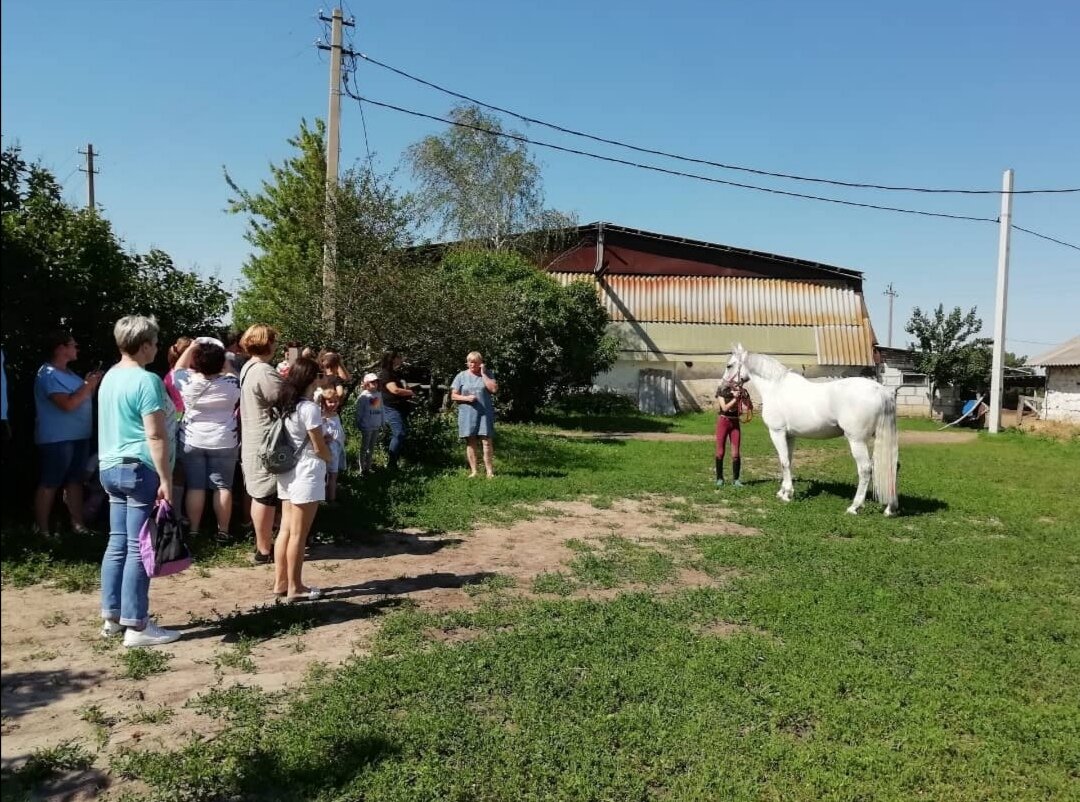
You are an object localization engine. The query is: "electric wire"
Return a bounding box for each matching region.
[355,53,1080,197]
[345,89,1000,224]
[1011,225,1080,253]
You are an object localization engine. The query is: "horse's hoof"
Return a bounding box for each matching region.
[846,506,859,515]
[884,507,897,517]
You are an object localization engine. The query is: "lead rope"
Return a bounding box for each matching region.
[738,384,754,423]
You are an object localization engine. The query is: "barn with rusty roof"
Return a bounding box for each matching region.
[544,222,878,413]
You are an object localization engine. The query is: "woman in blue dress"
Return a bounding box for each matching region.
[450,351,499,478]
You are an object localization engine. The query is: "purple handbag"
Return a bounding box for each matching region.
[138,500,193,578]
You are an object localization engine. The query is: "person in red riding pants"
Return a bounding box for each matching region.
[715,381,744,487]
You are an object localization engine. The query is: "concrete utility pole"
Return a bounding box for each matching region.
[988,169,1014,434]
[883,283,898,347]
[78,144,99,209]
[317,8,354,335]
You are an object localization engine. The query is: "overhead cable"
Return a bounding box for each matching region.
[356,53,1080,197]
[1012,225,1080,252]
[345,90,998,224]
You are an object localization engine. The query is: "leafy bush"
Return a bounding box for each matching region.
[438,249,618,420]
[546,388,639,417]
[399,407,458,466]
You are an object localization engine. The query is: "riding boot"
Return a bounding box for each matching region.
[732,458,741,481]
[715,458,724,482]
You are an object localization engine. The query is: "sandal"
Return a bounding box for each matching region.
[286,587,323,603]
[214,529,231,544]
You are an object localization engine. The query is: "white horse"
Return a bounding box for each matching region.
[721,344,899,516]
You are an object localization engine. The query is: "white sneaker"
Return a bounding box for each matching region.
[100,620,123,638]
[123,620,180,648]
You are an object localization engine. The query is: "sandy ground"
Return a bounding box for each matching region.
[1,497,756,799]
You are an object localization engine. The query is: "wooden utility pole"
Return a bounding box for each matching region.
[988,169,1014,434]
[317,8,354,335]
[78,143,99,209]
[883,283,898,347]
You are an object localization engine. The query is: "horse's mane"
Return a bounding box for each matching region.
[745,352,789,381]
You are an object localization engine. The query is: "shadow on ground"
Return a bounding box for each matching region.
[803,480,949,516]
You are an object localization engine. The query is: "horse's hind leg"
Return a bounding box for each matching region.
[768,429,795,501]
[846,437,872,515]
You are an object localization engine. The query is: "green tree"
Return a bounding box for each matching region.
[904,304,992,401]
[227,119,327,348]
[1,143,227,510]
[227,119,418,368]
[1,145,226,378]
[439,249,618,420]
[407,104,575,250]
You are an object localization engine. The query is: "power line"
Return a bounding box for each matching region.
[355,53,1080,197]
[344,52,371,164]
[1012,224,1080,253]
[1008,338,1059,346]
[346,90,1000,224]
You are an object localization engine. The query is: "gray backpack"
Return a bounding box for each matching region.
[258,411,303,474]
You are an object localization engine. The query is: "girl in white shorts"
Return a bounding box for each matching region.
[272,357,331,601]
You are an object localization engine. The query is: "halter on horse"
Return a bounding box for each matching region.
[721,343,899,516]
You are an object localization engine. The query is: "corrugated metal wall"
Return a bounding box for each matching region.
[552,273,874,366]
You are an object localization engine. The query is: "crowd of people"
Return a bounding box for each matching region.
[15,316,502,648]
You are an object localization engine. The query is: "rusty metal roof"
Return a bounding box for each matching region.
[814,325,876,366]
[552,273,876,366]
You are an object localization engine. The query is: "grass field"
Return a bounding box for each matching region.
[3,414,1078,801]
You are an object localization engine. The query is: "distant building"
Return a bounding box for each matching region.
[545,223,878,413]
[874,347,959,418]
[1029,336,1080,422]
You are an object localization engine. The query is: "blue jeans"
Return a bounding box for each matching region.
[383,407,408,467]
[100,461,160,627]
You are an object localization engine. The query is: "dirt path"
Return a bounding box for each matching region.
[1,498,754,796]
[549,429,978,445]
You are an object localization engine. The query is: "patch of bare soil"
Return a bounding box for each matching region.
[0,497,754,792]
[898,430,978,445]
[1012,417,1080,441]
[697,621,771,639]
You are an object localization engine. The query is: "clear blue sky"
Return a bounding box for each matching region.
[3,0,1077,355]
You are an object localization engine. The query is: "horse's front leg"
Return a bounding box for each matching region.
[768,429,795,501]
[846,437,872,515]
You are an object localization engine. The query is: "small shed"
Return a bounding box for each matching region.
[1029,336,1080,422]
[875,347,959,418]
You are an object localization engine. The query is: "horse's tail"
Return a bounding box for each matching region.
[873,391,900,514]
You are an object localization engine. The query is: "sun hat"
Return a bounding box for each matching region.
[363,372,379,383]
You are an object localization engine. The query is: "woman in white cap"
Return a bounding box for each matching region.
[354,372,385,475]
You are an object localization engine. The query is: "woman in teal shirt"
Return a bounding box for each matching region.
[97,315,180,648]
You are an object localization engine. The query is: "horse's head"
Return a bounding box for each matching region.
[721,343,750,388]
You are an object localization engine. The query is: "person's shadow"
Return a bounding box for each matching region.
[308,530,463,560]
[0,668,107,722]
[170,571,498,643]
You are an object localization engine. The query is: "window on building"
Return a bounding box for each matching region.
[902,373,928,386]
